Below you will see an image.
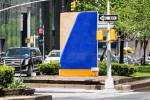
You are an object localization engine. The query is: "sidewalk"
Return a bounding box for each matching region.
[23,75,129,83]
[22,75,150,91]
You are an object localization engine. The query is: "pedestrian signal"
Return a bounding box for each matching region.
[110,29,116,41]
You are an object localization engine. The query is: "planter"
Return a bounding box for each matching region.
[0,88,35,97]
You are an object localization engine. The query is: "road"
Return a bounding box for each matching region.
[35,88,150,100]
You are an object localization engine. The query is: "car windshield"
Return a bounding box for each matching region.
[5,48,30,57]
[48,51,60,57]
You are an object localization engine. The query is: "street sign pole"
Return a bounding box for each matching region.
[104,0,115,90]
[27,7,31,47]
[42,25,45,62]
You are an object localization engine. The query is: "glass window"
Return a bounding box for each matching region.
[48,52,60,57]
[5,48,30,57]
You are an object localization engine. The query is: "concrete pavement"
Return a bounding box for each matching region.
[23,75,150,91]
[35,88,150,100]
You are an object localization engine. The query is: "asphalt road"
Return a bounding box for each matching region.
[35,88,150,100]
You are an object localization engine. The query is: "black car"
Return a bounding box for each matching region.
[2,47,42,76]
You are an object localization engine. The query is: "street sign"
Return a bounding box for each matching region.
[99,15,118,21]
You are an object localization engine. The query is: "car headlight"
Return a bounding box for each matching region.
[24,59,29,65]
[44,60,49,63]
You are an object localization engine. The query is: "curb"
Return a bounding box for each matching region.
[0,94,52,100]
[116,79,150,91]
[24,79,104,85]
[24,76,150,85]
[23,76,150,91]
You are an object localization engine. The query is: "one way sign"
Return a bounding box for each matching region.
[99,15,118,21]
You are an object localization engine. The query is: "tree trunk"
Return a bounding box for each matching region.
[143,37,148,65]
[119,32,124,64]
[119,39,124,63]
[143,38,146,65]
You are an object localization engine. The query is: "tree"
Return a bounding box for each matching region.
[77,0,150,64]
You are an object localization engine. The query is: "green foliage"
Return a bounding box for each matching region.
[98,62,137,76]
[137,65,150,73]
[98,61,107,75]
[0,65,15,88]
[8,79,26,89]
[112,63,138,76]
[39,62,60,75]
[77,0,150,39]
[131,72,150,77]
[77,0,107,14]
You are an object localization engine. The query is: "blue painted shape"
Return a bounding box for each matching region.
[61,12,97,69]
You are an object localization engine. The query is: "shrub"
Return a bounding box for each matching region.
[39,62,60,75]
[98,62,137,76]
[0,65,15,88]
[137,65,150,73]
[112,63,137,76]
[98,62,107,75]
[8,79,26,89]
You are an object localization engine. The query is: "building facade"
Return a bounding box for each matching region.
[0,0,71,55]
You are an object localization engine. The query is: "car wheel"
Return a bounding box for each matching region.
[36,71,42,75]
[27,65,33,77]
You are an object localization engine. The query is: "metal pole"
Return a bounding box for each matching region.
[104,0,115,90]
[34,34,36,47]
[95,0,98,3]
[39,7,42,27]
[43,25,45,61]
[27,7,31,47]
[95,0,99,72]
[61,0,65,12]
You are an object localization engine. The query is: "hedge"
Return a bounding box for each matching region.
[0,65,14,88]
[137,65,150,73]
[98,62,138,76]
[39,61,139,76]
[39,62,60,75]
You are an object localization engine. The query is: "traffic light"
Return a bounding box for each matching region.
[97,29,117,42]
[97,30,103,41]
[109,29,117,41]
[25,36,34,44]
[25,38,30,43]
[71,0,76,11]
[71,0,79,11]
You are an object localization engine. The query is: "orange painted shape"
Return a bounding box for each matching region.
[59,69,98,76]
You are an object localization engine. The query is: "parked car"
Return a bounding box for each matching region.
[2,47,42,76]
[44,50,60,63]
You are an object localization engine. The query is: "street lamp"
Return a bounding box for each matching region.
[104,0,115,90]
[27,6,31,47]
